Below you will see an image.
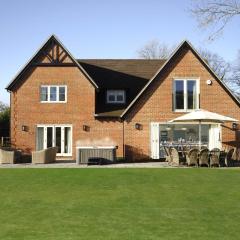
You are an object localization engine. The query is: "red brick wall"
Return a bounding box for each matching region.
[10,44,240,161]
[124,46,240,160]
[10,66,124,160]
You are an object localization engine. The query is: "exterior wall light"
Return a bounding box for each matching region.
[83,125,90,132]
[206,79,212,85]
[22,125,28,132]
[232,123,238,130]
[135,123,142,130]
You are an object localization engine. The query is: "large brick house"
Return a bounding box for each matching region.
[6,35,240,161]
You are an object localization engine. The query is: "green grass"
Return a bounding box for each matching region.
[0,169,240,239]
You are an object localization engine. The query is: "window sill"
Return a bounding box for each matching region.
[173,109,199,113]
[40,101,67,104]
[106,102,126,105]
[57,153,72,157]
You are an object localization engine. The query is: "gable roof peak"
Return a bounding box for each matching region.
[120,39,240,118]
[6,34,99,91]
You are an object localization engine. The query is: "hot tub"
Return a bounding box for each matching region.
[76,146,116,164]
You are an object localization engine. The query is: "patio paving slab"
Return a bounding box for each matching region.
[0,162,237,168]
[0,162,179,168]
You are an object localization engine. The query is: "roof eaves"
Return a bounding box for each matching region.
[120,40,240,118]
[6,35,54,91]
[120,40,187,118]
[6,34,99,91]
[185,40,240,106]
[54,35,99,89]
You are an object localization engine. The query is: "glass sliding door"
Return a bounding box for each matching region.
[37,127,44,150]
[64,127,71,154]
[55,127,62,154]
[46,127,53,148]
[36,125,72,156]
[159,123,210,146]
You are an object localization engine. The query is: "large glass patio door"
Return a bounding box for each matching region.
[37,125,72,156]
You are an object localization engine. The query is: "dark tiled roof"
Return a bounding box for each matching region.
[78,59,166,117]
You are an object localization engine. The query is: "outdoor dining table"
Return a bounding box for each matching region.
[161,143,227,166]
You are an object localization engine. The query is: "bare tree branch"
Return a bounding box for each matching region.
[199,48,231,80]
[229,50,240,96]
[190,0,240,40]
[137,39,239,98]
[137,40,173,59]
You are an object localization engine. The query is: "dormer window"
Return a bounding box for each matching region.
[106,90,126,104]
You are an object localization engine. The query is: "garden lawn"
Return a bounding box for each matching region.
[0,169,240,240]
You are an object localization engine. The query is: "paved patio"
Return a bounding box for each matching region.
[0,162,179,168]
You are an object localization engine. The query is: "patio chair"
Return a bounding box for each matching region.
[164,146,172,163]
[225,148,235,167]
[232,148,238,161]
[32,147,58,164]
[0,148,15,164]
[186,148,199,167]
[199,149,209,167]
[169,148,180,166]
[210,148,220,167]
[0,148,20,164]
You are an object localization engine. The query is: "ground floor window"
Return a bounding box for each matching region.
[151,122,222,159]
[159,124,209,145]
[36,125,72,156]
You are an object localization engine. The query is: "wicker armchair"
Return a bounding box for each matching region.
[32,147,58,164]
[199,149,209,167]
[210,148,220,167]
[164,146,172,163]
[169,148,180,166]
[225,148,235,167]
[0,149,16,164]
[186,148,199,167]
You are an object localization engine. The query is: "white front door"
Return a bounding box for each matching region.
[150,122,160,159]
[209,124,222,150]
[37,125,72,156]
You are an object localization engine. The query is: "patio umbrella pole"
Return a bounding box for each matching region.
[199,120,201,150]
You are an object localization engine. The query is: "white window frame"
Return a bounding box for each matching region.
[36,124,72,156]
[173,78,200,112]
[151,122,220,154]
[106,90,126,104]
[40,85,67,103]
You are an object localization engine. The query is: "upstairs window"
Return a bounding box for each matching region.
[40,85,67,103]
[106,90,126,104]
[173,79,199,111]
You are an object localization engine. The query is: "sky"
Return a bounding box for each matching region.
[1,0,239,104]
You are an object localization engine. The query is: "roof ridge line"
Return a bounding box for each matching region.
[77,58,167,61]
[120,39,240,118]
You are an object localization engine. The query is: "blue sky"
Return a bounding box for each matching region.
[1,0,239,104]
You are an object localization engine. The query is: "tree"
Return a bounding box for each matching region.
[229,50,240,96]
[190,0,240,41]
[137,40,173,59]
[137,40,230,81]
[0,102,10,139]
[0,101,8,112]
[198,48,231,80]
